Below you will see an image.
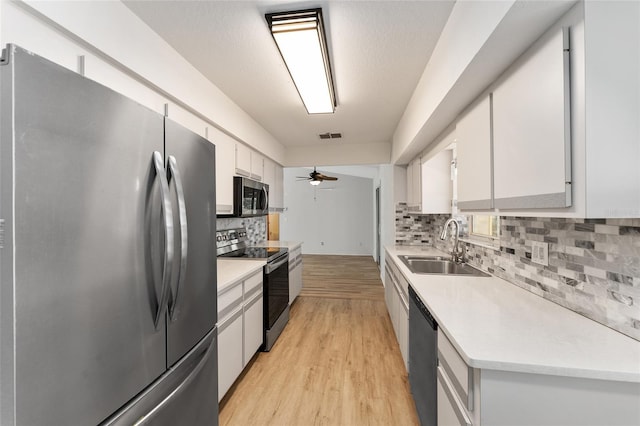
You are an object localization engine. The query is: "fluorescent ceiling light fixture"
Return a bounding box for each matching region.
[266,9,336,114]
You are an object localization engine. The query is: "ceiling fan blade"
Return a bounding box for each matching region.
[296,176,311,179]
[316,173,338,181]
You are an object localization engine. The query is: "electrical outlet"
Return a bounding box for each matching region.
[531,241,549,266]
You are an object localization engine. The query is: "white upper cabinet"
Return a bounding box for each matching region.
[250,151,263,182]
[493,28,571,209]
[212,129,235,215]
[406,157,422,210]
[235,143,252,177]
[263,157,275,188]
[262,158,283,209]
[273,164,284,209]
[421,149,453,214]
[456,95,493,210]
[235,143,264,182]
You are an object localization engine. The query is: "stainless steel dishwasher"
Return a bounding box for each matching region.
[409,286,438,426]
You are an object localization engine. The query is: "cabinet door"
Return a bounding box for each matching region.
[217,307,243,401]
[391,283,401,341]
[456,96,492,210]
[492,28,571,209]
[421,149,453,214]
[250,151,263,181]
[413,158,422,206]
[263,158,275,189]
[437,367,472,426]
[406,162,414,205]
[406,158,422,209]
[274,164,284,209]
[384,265,396,323]
[213,130,235,215]
[243,292,264,364]
[399,300,409,371]
[235,143,251,177]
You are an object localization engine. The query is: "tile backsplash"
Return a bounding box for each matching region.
[395,203,640,341]
[217,216,267,245]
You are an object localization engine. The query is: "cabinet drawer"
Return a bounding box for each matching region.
[218,282,243,320]
[244,271,263,296]
[438,328,474,411]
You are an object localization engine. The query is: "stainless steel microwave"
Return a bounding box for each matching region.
[232,176,269,217]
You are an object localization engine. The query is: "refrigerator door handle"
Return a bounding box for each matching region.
[152,151,174,329]
[133,334,214,425]
[167,155,188,321]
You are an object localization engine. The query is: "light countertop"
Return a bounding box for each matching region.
[385,245,640,383]
[217,259,265,294]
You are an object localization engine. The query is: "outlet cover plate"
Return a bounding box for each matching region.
[531,241,549,266]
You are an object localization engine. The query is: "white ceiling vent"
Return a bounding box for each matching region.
[319,132,342,140]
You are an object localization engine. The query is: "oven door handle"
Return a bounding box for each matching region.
[265,255,288,274]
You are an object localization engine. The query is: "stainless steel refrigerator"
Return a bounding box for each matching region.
[0,45,218,425]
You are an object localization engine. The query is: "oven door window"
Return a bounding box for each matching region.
[265,260,289,328]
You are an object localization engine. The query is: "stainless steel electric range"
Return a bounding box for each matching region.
[216,228,289,351]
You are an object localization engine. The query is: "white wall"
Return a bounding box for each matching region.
[284,142,390,167]
[281,168,374,256]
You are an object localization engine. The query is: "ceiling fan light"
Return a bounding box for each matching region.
[310,180,321,186]
[266,9,336,114]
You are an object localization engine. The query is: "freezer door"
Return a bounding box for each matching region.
[102,328,218,426]
[0,45,167,425]
[164,118,217,366]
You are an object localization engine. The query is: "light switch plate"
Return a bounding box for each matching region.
[531,241,549,266]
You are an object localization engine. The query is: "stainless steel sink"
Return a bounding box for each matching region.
[400,255,490,277]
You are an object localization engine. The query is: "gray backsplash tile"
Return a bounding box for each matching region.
[395,203,640,341]
[216,216,267,245]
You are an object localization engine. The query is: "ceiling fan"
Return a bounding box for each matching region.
[297,167,338,185]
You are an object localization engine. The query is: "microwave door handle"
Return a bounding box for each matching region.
[167,155,188,321]
[262,186,269,211]
[152,151,174,329]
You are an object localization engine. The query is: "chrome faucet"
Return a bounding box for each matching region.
[440,218,464,263]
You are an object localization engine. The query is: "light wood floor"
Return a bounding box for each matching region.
[219,255,419,426]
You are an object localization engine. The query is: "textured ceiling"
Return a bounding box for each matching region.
[123,1,455,148]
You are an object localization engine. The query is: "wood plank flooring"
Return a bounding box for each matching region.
[219,255,418,426]
[300,255,385,300]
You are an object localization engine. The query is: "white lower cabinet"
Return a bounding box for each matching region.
[217,270,264,401]
[243,273,264,363]
[288,246,303,304]
[385,253,409,370]
[217,307,243,401]
[437,328,640,426]
[437,366,472,426]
